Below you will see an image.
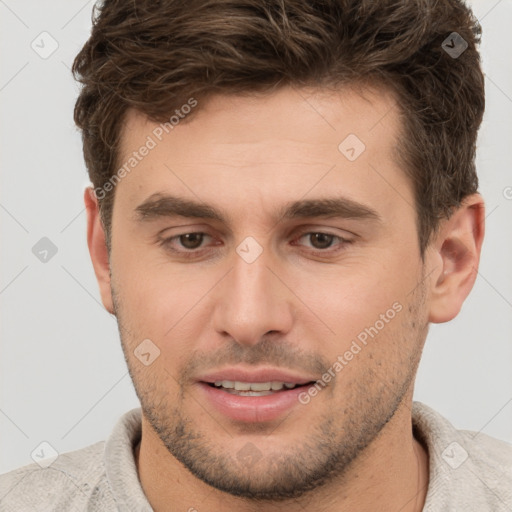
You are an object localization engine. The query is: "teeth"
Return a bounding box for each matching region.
[212,381,298,391]
[222,380,235,388]
[250,382,272,391]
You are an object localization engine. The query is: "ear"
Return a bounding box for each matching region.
[84,187,114,314]
[428,193,485,323]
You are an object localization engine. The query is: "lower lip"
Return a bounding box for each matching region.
[197,382,310,422]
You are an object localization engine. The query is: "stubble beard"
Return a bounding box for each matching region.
[112,280,428,502]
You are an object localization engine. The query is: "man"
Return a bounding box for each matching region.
[1,0,511,510]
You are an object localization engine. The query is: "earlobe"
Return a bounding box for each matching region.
[428,194,485,323]
[84,187,115,314]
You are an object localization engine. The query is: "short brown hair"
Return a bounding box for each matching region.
[73,0,485,255]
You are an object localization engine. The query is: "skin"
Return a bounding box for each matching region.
[85,85,484,512]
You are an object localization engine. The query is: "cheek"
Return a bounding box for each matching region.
[114,255,218,351]
[293,260,411,345]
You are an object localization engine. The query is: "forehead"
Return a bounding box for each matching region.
[119,83,401,159]
[114,85,409,221]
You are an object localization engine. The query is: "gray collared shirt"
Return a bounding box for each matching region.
[1,401,511,511]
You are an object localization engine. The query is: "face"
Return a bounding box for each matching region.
[107,86,431,499]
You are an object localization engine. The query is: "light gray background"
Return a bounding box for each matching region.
[1,0,511,474]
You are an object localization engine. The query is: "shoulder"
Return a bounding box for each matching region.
[459,425,512,472]
[0,408,146,511]
[0,440,116,511]
[412,401,512,511]
[456,426,512,503]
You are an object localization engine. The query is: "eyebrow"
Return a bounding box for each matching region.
[134,193,381,225]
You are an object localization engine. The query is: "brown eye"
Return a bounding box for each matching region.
[308,233,335,249]
[178,233,205,249]
[159,232,213,256]
[292,230,353,255]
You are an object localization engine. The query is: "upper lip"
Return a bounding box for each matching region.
[198,367,317,385]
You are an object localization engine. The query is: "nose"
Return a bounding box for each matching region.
[212,245,294,347]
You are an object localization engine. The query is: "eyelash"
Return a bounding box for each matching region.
[157,230,354,259]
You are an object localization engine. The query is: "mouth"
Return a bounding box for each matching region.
[204,380,316,397]
[196,369,319,422]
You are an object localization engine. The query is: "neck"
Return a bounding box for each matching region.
[134,399,429,512]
